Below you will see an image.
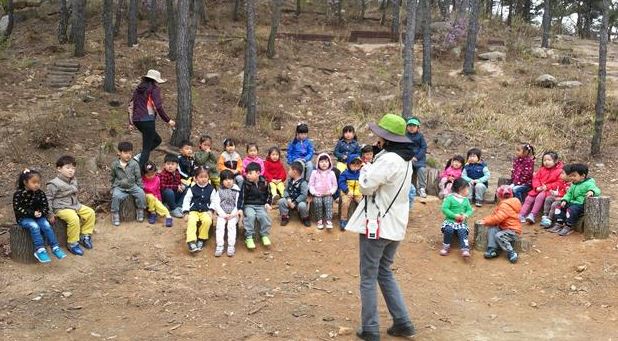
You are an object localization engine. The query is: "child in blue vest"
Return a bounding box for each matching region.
[461,148,491,207]
[287,123,315,181]
[334,125,361,172]
[182,166,218,253]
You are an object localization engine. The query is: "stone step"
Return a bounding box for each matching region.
[54,60,81,68]
[48,83,71,88]
[49,65,80,73]
[47,72,75,78]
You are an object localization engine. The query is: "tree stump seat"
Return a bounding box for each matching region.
[9,220,69,264]
[573,196,611,239]
[473,221,534,253]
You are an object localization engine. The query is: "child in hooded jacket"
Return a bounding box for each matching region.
[243,143,265,176]
[439,155,465,199]
[287,123,314,181]
[309,153,338,230]
[217,138,244,185]
[264,146,287,200]
[334,125,361,172]
[481,185,523,264]
[511,143,535,202]
[338,157,363,229]
[540,166,571,228]
[519,151,563,224]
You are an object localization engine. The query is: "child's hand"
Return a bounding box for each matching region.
[455,215,464,223]
[550,190,559,196]
[560,201,567,207]
[178,184,185,192]
[48,214,56,224]
[237,211,243,218]
[183,214,188,222]
[412,157,418,162]
[448,176,454,182]
[586,191,594,197]
[34,211,42,218]
[265,204,272,211]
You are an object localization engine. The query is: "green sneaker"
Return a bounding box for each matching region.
[262,235,272,246]
[245,238,256,250]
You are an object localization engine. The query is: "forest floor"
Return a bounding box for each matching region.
[1,2,618,340]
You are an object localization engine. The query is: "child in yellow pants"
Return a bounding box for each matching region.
[182,167,218,253]
[338,157,363,230]
[142,162,173,227]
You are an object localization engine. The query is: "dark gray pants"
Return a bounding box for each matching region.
[487,227,519,252]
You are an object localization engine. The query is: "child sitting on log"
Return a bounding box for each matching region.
[110,141,147,226]
[461,148,491,207]
[480,185,522,264]
[13,169,67,263]
[540,165,571,229]
[510,143,535,203]
[142,162,173,227]
[549,163,601,236]
[440,178,474,258]
[194,135,220,189]
[439,154,465,199]
[177,140,195,186]
[182,166,218,253]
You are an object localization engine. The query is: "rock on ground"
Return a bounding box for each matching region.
[478,52,506,62]
[557,81,583,89]
[531,47,548,58]
[0,16,8,36]
[535,74,558,88]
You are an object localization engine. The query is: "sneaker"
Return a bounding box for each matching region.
[418,188,427,198]
[302,217,311,227]
[461,249,471,258]
[540,216,552,228]
[548,223,564,233]
[136,209,145,223]
[165,217,173,228]
[34,248,51,263]
[214,245,224,257]
[80,235,93,249]
[68,243,84,256]
[326,221,333,229]
[475,201,483,207]
[317,220,324,230]
[171,208,184,218]
[340,220,348,229]
[262,235,272,247]
[227,246,236,257]
[519,215,527,223]
[147,212,157,224]
[508,251,518,263]
[188,242,199,253]
[280,215,289,226]
[356,327,380,341]
[439,244,450,256]
[112,212,120,226]
[484,247,498,259]
[245,238,256,250]
[387,323,416,337]
[525,213,535,225]
[558,225,574,236]
[196,239,205,251]
[51,246,67,260]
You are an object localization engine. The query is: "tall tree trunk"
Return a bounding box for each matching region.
[244,0,258,127]
[336,0,343,25]
[438,0,449,20]
[415,0,424,37]
[591,0,609,157]
[462,0,479,75]
[360,0,367,19]
[457,0,469,18]
[149,0,158,33]
[128,0,137,46]
[171,0,192,146]
[196,0,207,25]
[522,0,531,22]
[73,0,86,57]
[233,0,241,21]
[541,0,550,48]
[2,0,14,39]
[402,0,418,117]
[114,0,125,37]
[422,0,432,85]
[391,0,401,42]
[103,0,116,93]
[485,0,493,17]
[296,0,301,16]
[380,0,389,25]
[187,0,199,78]
[166,0,177,60]
[267,0,283,59]
[58,0,69,43]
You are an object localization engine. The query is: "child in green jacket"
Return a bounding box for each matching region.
[440,178,474,258]
[549,163,601,236]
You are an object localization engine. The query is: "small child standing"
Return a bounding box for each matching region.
[213,170,242,257]
[461,148,491,207]
[438,155,465,199]
[13,169,67,263]
[177,141,195,185]
[549,164,601,236]
[338,157,363,229]
[540,166,571,228]
[287,123,314,181]
[217,138,244,185]
[334,125,361,172]
[160,154,186,218]
[110,141,147,226]
[47,155,96,256]
[194,135,220,189]
[264,146,287,201]
[480,185,522,263]
[309,154,338,230]
[182,166,218,253]
[240,162,273,250]
[243,143,265,176]
[405,117,428,198]
[511,143,535,202]
[519,151,563,224]
[142,162,173,227]
[440,178,474,258]
[279,161,310,227]
[360,144,374,165]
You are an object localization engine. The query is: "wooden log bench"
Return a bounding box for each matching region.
[423,167,441,197]
[573,196,611,239]
[118,196,138,223]
[10,220,68,264]
[473,222,534,253]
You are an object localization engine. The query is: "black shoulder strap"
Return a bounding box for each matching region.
[364,159,410,218]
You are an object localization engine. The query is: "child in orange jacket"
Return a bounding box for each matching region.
[480,185,522,264]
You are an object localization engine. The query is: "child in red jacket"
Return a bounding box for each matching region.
[519,151,563,224]
[264,147,287,201]
[540,165,571,228]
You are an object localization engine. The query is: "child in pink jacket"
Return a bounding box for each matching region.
[142,162,173,227]
[242,143,265,176]
[309,153,337,230]
[439,155,465,199]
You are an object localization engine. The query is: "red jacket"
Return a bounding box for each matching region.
[528,161,563,197]
[553,179,570,197]
[264,157,286,182]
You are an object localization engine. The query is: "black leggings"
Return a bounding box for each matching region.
[134,120,162,170]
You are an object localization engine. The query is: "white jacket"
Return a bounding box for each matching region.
[345,150,412,241]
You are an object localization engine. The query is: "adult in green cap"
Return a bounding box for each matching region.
[345,113,416,340]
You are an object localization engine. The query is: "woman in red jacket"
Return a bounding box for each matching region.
[264,147,287,201]
[519,151,563,224]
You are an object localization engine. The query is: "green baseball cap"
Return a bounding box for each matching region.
[368,114,411,143]
[406,117,421,126]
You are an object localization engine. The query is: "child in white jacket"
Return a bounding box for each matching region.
[212,170,242,257]
[309,153,338,230]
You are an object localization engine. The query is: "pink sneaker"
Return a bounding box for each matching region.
[462,249,471,258]
[439,243,450,256]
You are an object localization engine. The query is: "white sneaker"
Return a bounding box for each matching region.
[214,245,224,257]
[418,188,427,198]
[317,220,324,230]
[326,221,333,229]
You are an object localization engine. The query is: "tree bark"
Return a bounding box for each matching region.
[73,0,86,57]
[114,0,125,38]
[128,0,137,46]
[462,0,479,75]
[187,0,199,78]
[244,0,258,127]
[296,0,301,16]
[267,0,283,59]
[58,0,70,43]
[582,196,611,240]
[485,0,492,17]
[541,0,550,48]
[336,0,343,25]
[402,0,417,117]
[103,0,116,93]
[421,0,431,86]
[380,0,389,25]
[233,0,241,21]
[360,0,367,19]
[149,0,158,33]
[166,0,177,60]
[591,0,609,157]
[2,0,14,39]
[196,0,207,25]
[438,0,449,20]
[171,0,193,146]
[391,0,401,41]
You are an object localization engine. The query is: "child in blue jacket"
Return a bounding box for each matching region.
[334,125,361,172]
[287,123,314,181]
[406,117,428,198]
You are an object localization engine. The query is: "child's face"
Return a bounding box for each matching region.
[58,164,76,178]
[195,172,209,186]
[458,186,469,197]
[467,154,479,164]
[349,162,362,172]
[200,140,211,151]
[288,168,302,179]
[222,178,234,189]
[164,162,178,173]
[180,145,193,157]
[343,131,354,140]
[118,150,133,162]
[25,176,41,191]
[296,132,308,141]
[318,159,329,170]
[270,151,280,162]
[542,155,556,168]
[515,146,524,157]
[225,144,236,153]
[247,146,258,158]
[406,125,419,134]
[569,172,586,183]
[559,170,570,182]
[362,152,373,162]
[145,170,156,178]
[246,170,259,182]
[452,160,463,169]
